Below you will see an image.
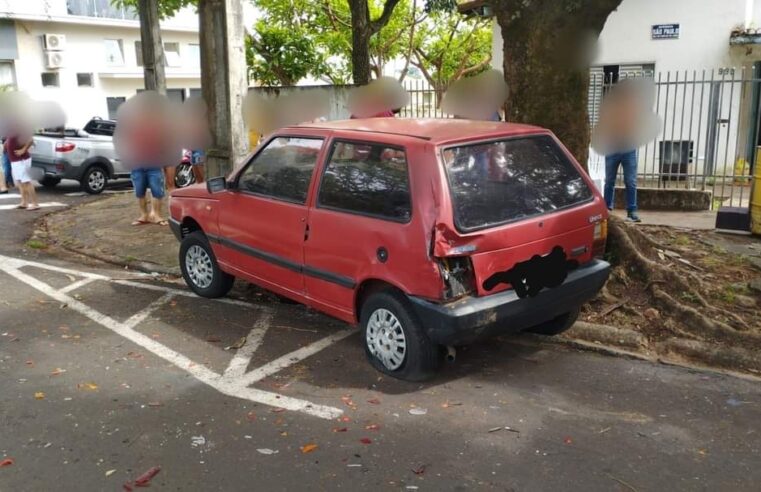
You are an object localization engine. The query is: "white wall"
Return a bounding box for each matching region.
[12,20,200,128]
[491,0,760,73]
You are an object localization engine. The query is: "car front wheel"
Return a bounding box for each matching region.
[361,290,440,381]
[179,231,235,298]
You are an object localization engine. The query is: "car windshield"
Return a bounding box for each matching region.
[441,134,593,231]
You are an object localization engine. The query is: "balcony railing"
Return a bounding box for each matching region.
[67,0,138,20]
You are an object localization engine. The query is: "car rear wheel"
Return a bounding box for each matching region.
[180,231,234,298]
[525,308,580,336]
[361,290,440,381]
[81,166,107,194]
[40,176,61,188]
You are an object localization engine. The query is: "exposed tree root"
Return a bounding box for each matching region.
[607,217,755,344]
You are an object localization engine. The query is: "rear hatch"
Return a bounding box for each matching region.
[438,133,606,298]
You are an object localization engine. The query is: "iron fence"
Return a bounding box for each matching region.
[401,68,761,210]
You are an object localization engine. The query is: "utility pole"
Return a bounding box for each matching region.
[137,0,166,94]
[198,0,248,178]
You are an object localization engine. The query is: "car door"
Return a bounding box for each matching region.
[216,135,325,297]
[303,138,414,316]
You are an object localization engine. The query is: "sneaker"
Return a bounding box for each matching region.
[626,212,642,223]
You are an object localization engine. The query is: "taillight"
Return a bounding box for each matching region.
[592,219,608,258]
[55,141,76,152]
[437,256,476,300]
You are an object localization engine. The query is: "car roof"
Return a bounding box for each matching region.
[289,118,546,144]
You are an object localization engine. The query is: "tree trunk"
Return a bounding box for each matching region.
[137,0,166,94]
[494,0,623,170]
[199,0,249,178]
[349,0,372,85]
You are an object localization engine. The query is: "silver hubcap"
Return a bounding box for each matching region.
[89,170,105,190]
[185,245,214,289]
[366,308,407,371]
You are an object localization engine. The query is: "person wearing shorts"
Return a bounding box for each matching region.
[4,134,38,210]
[130,167,167,225]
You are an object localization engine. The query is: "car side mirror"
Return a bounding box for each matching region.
[207,176,227,194]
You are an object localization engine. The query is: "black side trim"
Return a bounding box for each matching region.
[213,234,355,288]
[218,237,301,273]
[169,217,182,241]
[303,265,356,289]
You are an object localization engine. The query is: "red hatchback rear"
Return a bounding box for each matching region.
[169,119,610,381]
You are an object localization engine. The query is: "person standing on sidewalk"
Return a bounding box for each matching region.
[592,78,661,223]
[0,137,10,194]
[4,130,38,210]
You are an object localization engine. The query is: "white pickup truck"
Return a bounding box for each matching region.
[29,117,129,194]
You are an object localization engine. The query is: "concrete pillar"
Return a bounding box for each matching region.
[137,0,166,94]
[198,0,249,178]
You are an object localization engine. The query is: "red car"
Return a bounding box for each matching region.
[169,119,610,381]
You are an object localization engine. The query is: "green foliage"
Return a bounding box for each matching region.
[253,0,491,87]
[112,0,195,19]
[246,22,325,86]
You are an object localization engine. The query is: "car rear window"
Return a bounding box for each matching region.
[442,134,593,232]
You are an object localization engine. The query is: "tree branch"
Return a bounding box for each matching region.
[370,0,403,35]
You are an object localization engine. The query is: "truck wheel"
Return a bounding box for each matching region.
[180,231,234,298]
[81,166,107,194]
[40,176,61,188]
[361,290,440,381]
[526,308,580,336]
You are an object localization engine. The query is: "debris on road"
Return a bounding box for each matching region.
[359,438,372,444]
[256,448,279,455]
[409,408,427,416]
[191,436,206,448]
[105,469,117,477]
[367,398,381,405]
[411,464,427,475]
[0,458,14,467]
[34,392,45,400]
[50,368,66,376]
[133,466,161,487]
[78,382,98,391]
[564,437,573,445]
[332,427,348,433]
[365,424,380,431]
[225,336,247,351]
[441,401,463,408]
[300,443,318,454]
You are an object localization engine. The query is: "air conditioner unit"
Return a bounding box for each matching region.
[43,34,66,51]
[45,51,65,69]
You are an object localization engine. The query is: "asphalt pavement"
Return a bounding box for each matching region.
[1,182,760,491]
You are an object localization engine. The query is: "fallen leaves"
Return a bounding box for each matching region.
[341,396,357,409]
[246,411,257,422]
[0,458,14,467]
[34,392,45,400]
[359,438,372,445]
[411,464,427,475]
[225,337,247,351]
[366,398,381,405]
[365,424,380,431]
[441,401,463,409]
[332,427,348,433]
[134,466,161,486]
[105,469,117,477]
[50,368,66,376]
[300,443,318,454]
[78,383,98,391]
[564,437,573,445]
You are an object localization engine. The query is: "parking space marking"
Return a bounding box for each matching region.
[0,202,68,211]
[223,310,272,380]
[59,277,97,294]
[0,194,22,200]
[0,254,349,420]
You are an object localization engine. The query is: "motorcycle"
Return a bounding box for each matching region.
[174,150,196,189]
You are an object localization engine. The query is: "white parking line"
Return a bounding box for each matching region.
[0,202,67,211]
[59,277,97,294]
[0,194,22,200]
[0,254,349,420]
[223,310,272,380]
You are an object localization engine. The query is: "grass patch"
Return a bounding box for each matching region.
[25,239,48,250]
[123,255,137,263]
[672,235,693,247]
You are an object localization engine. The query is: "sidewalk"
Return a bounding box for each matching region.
[610,209,718,230]
[43,192,179,275]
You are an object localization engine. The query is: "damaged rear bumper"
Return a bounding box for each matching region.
[407,259,611,345]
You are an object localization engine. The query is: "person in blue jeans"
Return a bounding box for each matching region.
[130,167,167,225]
[1,138,13,192]
[604,149,640,222]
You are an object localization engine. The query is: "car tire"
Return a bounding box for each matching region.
[526,308,580,336]
[40,176,61,188]
[81,166,108,194]
[180,231,235,298]
[360,290,440,382]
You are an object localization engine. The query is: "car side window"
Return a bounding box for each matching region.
[237,137,323,204]
[318,141,411,222]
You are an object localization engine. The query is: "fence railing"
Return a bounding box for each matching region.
[401,68,761,210]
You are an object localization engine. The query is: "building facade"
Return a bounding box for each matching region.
[1,0,202,128]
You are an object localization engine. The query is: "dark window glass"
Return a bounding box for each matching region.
[106,97,126,120]
[442,135,593,231]
[77,73,94,87]
[237,137,323,204]
[318,141,411,222]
